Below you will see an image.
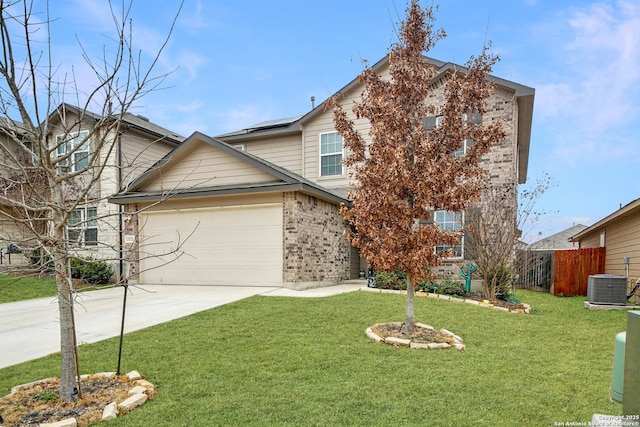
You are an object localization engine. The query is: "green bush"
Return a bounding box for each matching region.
[488,265,516,300]
[70,257,114,285]
[439,279,467,297]
[373,270,407,290]
[418,279,437,293]
[29,248,54,274]
[418,278,467,296]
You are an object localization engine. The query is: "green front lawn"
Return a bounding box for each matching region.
[0,274,105,303]
[0,290,628,426]
[0,274,58,303]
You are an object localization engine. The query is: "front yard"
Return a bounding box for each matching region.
[0,274,58,303]
[0,289,627,426]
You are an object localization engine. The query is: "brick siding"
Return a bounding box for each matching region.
[283,192,353,287]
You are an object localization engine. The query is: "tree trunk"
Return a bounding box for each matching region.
[54,246,78,402]
[405,274,415,335]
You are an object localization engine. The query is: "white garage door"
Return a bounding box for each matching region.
[138,203,283,286]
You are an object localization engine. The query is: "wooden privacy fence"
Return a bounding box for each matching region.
[515,247,606,296]
[553,247,606,296]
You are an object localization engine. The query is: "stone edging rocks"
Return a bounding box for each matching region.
[361,287,532,314]
[366,322,466,350]
[3,370,154,427]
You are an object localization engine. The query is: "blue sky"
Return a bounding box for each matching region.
[33,0,640,241]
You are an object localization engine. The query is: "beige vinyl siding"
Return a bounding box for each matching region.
[579,232,602,249]
[302,95,368,188]
[0,211,29,242]
[244,134,302,174]
[576,212,640,287]
[144,141,278,192]
[120,131,176,187]
[599,214,640,279]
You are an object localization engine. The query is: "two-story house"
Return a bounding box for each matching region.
[109,55,534,289]
[0,103,184,275]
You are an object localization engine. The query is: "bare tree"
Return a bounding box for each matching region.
[464,182,518,302]
[465,173,556,301]
[330,0,505,334]
[0,0,181,401]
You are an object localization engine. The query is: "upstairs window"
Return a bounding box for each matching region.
[424,113,482,157]
[319,132,343,176]
[67,206,98,247]
[434,210,463,257]
[56,130,89,173]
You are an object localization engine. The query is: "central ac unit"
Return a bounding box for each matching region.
[587,274,627,305]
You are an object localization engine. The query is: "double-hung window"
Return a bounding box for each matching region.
[424,113,482,157]
[434,210,463,257]
[67,207,98,247]
[56,130,89,173]
[319,132,343,176]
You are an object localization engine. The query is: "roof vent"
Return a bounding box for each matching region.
[137,114,150,122]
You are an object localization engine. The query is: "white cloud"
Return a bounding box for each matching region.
[177,101,205,114]
[532,0,640,165]
[176,51,208,81]
[213,105,275,134]
[537,1,640,123]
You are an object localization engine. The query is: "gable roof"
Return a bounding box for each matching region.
[215,54,534,183]
[47,103,184,145]
[528,224,587,250]
[571,198,640,242]
[109,131,350,206]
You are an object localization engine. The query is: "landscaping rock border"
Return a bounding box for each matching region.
[361,287,532,314]
[2,370,154,427]
[366,322,466,350]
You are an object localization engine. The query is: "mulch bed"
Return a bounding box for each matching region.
[370,322,456,345]
[0,375,146,426]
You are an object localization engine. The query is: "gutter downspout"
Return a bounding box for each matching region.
[301,124,305,177]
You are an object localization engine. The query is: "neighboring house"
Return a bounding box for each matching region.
[571,198,640,284]
[110,55,535,290]
[528,224,587,251]
[0,103,184,274]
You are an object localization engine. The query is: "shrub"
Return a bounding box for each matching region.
[373,270,407,290]
[29,248,54,274]
[437,278,467,297]
[418,278,467,297]
[417,279,437,292]
[70,257,114,285]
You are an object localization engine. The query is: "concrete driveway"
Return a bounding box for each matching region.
[0,283,363,369]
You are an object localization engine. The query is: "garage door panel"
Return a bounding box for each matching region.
[139,204,283,286]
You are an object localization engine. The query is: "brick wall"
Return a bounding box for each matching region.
[427,82,518,186]
[283,192,353,288]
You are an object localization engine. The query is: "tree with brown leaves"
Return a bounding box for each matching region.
[330,0,505,334]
